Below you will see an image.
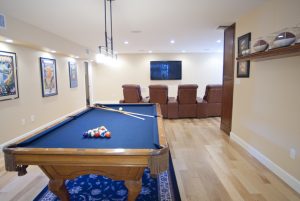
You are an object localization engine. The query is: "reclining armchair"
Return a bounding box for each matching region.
[120,84,146,103]
[149,85,168,118]
[177,84,199,118]
[148,85,178,118]
[197,84,222,118]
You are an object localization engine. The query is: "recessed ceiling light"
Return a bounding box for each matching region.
[5,39,13,43]
[124,41,129,44]
[216,40,222,43]
[50,50,56,53]
[170,40,175,44]
[181,50,186,53]
[148,50,152,53]
[74,56,79,59]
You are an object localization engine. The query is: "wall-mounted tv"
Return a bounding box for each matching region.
[150,61,182,80]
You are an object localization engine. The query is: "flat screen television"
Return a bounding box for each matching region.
[150,61,182,80]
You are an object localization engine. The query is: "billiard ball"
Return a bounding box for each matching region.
[100,126,106,131]
[94,132,100,138]
[119,107,123,111]
[88,130,93,137]
[99,130,105,137]
[105,132,111,138]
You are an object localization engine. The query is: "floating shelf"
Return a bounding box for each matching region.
[236,43,300,61]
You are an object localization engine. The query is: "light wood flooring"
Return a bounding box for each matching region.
[0,117,299,201]
[164,118,300,201]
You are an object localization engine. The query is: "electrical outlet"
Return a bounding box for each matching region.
[30,115,35,122]
[21,118,26,125]
[290,148,296,160]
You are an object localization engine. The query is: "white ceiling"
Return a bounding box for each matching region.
[0,0,267,54]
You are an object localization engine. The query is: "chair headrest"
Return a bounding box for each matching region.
[178,84,198,89]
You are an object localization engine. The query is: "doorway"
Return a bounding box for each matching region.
[84,62,90,106]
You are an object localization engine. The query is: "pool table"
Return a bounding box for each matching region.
[3,103,169,201]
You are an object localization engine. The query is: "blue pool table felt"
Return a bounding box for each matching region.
[18,104,160,149]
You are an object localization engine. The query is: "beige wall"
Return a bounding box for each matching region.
[92,53,223,102]
[0,42,86,145]
[233,0,300,181]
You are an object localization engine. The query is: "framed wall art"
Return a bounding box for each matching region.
[68,61,78,88]
[237,60,250,78]
[238,32,251,56]
[40,57,58,97]
[0,51,19,101]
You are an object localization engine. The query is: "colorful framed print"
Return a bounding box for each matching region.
[68,61,78,88]
[238,32,251,56]
[40,57,58,97]
[237,60,250,78]
[0,51,19,101]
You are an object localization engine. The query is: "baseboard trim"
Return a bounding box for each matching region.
[230,132,300,194]
[0,106,87,150]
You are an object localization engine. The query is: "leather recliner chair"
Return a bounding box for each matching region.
[120,84,146,103]
[177,84,199,118]
[148,85,179,118]
[197,84,222,118]
[148,85,168,118]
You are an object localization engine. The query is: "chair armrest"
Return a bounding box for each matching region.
[197,98,208,118]
[167,97,178,119]
[197,97,207,104]
[141,96,150,103]
[168,97,177,104]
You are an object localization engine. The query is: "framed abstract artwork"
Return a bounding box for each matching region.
[40,57,58,97]
[68,61,78,88]
[237,60,250,78]
[0,51,19,101]
[238,32,251,56]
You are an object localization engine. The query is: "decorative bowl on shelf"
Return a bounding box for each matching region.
[272,32,296,48]
[253,40,269,52]
[241,49,251,56]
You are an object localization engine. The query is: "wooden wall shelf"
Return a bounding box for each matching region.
[236,43,300,61]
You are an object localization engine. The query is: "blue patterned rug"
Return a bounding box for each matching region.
[34,156,181,201]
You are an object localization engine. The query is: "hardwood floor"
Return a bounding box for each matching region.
[0,118,299,201]
[164,118,300,201]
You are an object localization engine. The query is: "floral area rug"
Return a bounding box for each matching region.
[34,168,176,201]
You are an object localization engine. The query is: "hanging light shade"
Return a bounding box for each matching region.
[97,0,117,64]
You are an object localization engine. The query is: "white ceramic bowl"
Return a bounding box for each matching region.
[254,44,268,52]
[273,38,296,48]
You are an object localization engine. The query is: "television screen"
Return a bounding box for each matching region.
[150,61,182,80]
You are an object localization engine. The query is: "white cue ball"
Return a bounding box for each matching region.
[119,107,123,111]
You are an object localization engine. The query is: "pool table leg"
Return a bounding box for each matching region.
[48,179,69,201]
[125,179,142,201]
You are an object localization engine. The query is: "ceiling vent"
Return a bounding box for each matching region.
[0,14,6,29]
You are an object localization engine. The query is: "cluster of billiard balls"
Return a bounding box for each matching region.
[83,126,111,138]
